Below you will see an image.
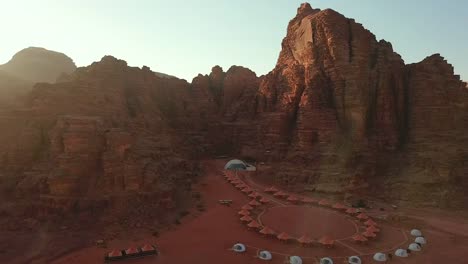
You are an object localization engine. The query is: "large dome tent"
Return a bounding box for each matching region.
[224,159,247,170]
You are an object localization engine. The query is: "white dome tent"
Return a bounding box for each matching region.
[415,236,427,245]
[258,250,272,261]
[373,253,387,262]
[408,243,422,251]
[232,243,246,253]
[289,256,303,264]
[395,249,409,257]
[224,159,248,170]
[348,256,362,264]
[410,229,422,237]
[320,257,334,264]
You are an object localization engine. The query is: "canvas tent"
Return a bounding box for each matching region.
[373,253,387,262]
[105,250,125,262]
[297,235,313,245]
[240,215,253,222]
[395,248,409,257]
[318,199,330,206]
[277,232,291,241]
[289,256,303,264]
[352,234,368,243]
[408,243,422,251]
[410,229,422,237]
[125,247,140,256]
[320,257,334,264]
[247,220,261,229]
[232,243,246,253]
[346,208,358,214]
[139,244,157,255]
[348,256,362,264]
[259,197,270,203]
[258,250,272,260]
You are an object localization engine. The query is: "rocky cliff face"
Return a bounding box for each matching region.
[0,2,467,214]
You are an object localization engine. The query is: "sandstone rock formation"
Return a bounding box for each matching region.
[0,2,467,219]
[0,47,76,83]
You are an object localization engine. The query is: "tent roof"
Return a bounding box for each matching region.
[319,199,330,205]
[352,234,368,242]
[356,213,369,219]
[249,200,261,206]
[297,235,313,243]
[240,215,253,222]
[302,197,316,203]
[277,232,291,240]
[241,204,253,210]
[259,197,270,203]
[238,209,250,215]
[108,250,123,257]
[364,219,377,226]
[224,159,247,170]
[332,203,346,209]
[248,220,261,228]
[140,244,155,252]
[346,208,358,214]
[125,247,139,254]
[362,231,376,238]
[319,236,334,245]
[259,226,275,235]
[287,195,299,201]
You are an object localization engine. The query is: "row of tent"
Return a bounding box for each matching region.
[104,245,158,262]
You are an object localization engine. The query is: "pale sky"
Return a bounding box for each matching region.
[1,0,467,81]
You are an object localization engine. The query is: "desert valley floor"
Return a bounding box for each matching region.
[7,160,461,264]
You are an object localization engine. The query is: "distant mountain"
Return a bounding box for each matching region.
[0,70,32,107]
[154,71,177,79]
[0,47,76,83]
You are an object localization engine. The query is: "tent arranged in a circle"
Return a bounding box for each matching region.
[139,244,157,255]
[247,220,261,229]
[347,256,361,264]
[352,234,368,243]
[356,213,369,220]
[241,187,253,193]
[224,159,247,170]
[258,250,272,260]
[362,230,376,238]
[232,243,246,253]
[240,215,253,222]
[259,197,270,203]
[373,253,387,262]
[235,183,246,189]
[319,236,334,247]
[366,225,380,233]
[395,248,409,257]
[277,232,291,241]
[408,243,422,251]
[259,226,276,236]
[364,219,377,226]
[241,204,253,210]
[320,257,334,264]
[302,197,316,204]
[125,247,140,256]
[286,195,299,203]
[273,191,288,197]
[289,256,303,264]
[346,208,358,214]
[332,203,346,210]
[264,186,279,193]
[248,192,261,199]
[410,229,422,237]
[297,235,313,245]
[238,209,250,216]
[249,200,261,206]
[318,199,330,206]
[105,250,124,261]
[415,236,426,245]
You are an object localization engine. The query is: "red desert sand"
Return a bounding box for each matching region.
[48,161,468,264]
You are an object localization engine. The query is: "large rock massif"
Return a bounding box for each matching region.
[0,2,467,222]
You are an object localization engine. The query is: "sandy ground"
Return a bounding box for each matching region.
[4,159,467,264]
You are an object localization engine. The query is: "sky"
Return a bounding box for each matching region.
[1,0,467,81]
